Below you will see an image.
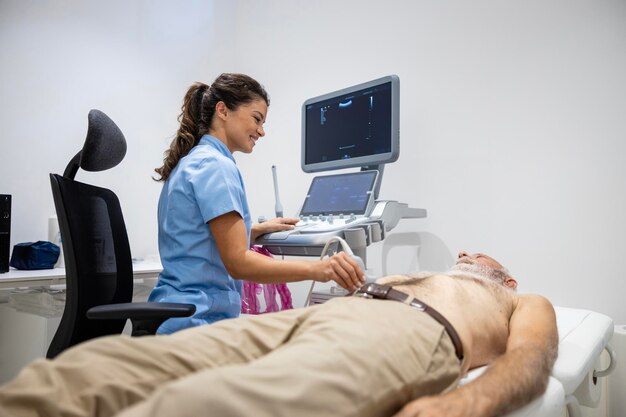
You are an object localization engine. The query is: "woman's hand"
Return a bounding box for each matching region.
[314,252,365,291]
[250,217,300,242]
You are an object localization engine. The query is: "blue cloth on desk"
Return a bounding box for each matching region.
[10,241,60,270]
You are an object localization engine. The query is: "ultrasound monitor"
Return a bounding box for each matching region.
[301,75,399,173]
[299,170,378,216]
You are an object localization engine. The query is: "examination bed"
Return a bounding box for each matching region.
[460,306,615,417]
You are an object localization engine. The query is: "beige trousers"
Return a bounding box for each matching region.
[0,296,461,417]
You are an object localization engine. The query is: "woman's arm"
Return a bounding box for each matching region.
[209,211,365,290]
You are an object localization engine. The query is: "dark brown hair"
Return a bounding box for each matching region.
[154,73,270,181]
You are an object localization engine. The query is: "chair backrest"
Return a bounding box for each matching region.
[46,173,133,358]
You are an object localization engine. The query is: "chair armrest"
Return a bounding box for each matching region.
[86,302,196,321]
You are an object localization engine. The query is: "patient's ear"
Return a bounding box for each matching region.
[504,276,518,289]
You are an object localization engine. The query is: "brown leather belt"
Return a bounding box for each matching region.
[354,283,464,360]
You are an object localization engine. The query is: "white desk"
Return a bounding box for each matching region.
[0,260,163,290]
[0,260,164,384]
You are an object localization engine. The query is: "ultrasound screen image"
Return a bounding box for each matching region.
[304,81,392,165]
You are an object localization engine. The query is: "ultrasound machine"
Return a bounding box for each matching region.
[255,75,426,303]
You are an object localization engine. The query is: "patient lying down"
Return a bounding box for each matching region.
[0,251,558,417]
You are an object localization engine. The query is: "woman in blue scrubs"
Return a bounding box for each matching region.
[150,73,364,334]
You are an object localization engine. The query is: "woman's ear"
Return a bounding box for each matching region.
[215,101,228,121]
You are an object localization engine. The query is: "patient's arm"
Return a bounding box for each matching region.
[394,294,558,417]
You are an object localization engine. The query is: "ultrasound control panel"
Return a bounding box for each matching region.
[268,213,371,240]
[255,170,426,260]
[257,201,426,258]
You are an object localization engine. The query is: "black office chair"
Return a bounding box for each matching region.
[47,109,195,359]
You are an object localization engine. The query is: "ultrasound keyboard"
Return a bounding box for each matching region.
[266,215,371,240]
[256,200,426,256]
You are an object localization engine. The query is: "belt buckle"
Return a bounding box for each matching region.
[409,299,426,311]
[357,283,390,299]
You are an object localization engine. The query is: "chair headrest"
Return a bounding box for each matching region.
[80,109,127,172]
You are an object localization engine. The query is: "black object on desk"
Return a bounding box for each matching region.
[0,194,10,274]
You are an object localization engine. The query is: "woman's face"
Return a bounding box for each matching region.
[223,98,268,154]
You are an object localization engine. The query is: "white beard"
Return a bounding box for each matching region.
[448,261,510,286]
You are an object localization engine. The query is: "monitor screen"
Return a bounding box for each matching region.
[301,75,399,173]
[299,171,378,216]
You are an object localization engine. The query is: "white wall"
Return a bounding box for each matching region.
[0,0,237,257]
[231,0,626,320]
[2,1,626,322]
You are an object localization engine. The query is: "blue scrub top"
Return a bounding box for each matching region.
[149,135,251,334]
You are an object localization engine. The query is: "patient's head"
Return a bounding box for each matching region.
[449,251,517,289]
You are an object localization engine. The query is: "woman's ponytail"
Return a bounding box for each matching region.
[154,82,208,181]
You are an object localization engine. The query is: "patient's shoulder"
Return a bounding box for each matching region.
[516,293,554,310]
[509,294,557,339]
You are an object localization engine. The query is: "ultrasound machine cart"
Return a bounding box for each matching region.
[254,75,426,303]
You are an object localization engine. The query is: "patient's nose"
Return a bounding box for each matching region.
[458,251,468,258]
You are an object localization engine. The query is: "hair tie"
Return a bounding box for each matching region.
[195,84,208,111]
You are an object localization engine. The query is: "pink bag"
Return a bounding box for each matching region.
[241,246,293,314]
